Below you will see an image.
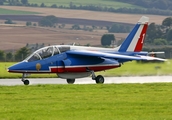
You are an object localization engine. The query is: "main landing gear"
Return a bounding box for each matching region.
[22,73,30,85]
[65,71,104,84]
[91,71,104,84]
[66,79,75,84]
[95,75,104,84]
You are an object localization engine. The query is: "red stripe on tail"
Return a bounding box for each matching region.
[134,23,148,52]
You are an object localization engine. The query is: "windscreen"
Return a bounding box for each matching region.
[26,46,69,62]
[37,47,54,59]
[28,53,41,62]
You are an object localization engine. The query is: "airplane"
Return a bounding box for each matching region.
[8,16,166,85]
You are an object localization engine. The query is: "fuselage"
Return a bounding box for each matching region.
[8,45,122,75]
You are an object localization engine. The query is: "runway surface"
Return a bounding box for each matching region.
[0,76,172,86]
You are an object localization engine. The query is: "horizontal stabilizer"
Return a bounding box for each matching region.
[137,55,167,61]
[148,52,165,55]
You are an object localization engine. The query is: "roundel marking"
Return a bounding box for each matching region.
[36,63,41,71]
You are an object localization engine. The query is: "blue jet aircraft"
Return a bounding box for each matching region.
[8,16,166,85]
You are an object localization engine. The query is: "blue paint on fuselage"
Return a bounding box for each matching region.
[66,55,104,66]
[9,52,120,73]
[9,53,67,72]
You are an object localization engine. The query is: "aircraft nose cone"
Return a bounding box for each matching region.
[8,62,27,73]
[8,64,19,73]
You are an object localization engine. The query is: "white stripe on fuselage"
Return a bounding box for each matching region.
[49,63,120,69]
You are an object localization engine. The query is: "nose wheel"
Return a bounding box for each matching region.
[23,80,30,85]
[22,73,30,85]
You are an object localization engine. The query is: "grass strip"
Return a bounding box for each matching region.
[0,83,172,120]
[0,8,40,15]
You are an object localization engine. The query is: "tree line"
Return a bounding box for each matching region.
[0,0,28,5]
[0,47,30,62]
[68,3,172,16]
[145,17,172,46]
[115,0,172,11]
[1,0,172,16]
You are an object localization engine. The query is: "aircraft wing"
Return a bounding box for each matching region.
[66,50,166,61]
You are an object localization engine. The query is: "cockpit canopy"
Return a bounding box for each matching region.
[25,45,70,62]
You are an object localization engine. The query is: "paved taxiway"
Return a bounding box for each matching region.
[0,76,172,86]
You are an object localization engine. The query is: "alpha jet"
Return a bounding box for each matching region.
[8,16,166,85]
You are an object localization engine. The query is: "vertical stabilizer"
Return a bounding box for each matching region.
[118,16,149,52]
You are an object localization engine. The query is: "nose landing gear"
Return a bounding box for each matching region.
[22,73,30,85]
[23,79,30,85]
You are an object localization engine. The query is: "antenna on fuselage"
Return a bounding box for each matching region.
[72,42,75,46]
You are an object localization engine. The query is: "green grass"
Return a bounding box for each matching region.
[1,60,172,79]
[28,0,141,9]
[0,8,40,15]
[99,60,172,77]
[0,84,172,120]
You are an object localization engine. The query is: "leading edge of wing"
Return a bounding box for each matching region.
[66,50,166,61]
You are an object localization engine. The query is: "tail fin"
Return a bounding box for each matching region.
[118,16,149,52]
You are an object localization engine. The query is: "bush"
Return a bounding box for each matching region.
[38,15,58,27]
[154,39,168,45]
[101,34,116,46]
[51,4,57,8]
[71,24,80,30]
[4,19,13,24]
[30,3,38,7]
[26,21,32,26]
[33,23,37,26]
[40,3,45,7]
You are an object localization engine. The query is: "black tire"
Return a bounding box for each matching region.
[67,79,75,84]
[95,75,104,84]
[23,80,30,85]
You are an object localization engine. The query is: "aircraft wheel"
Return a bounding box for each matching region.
[67,79,75,84]
[95,75,104,84]
[23,80,30,85]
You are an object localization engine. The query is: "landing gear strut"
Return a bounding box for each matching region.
[66,79,75,84]
[22,73,30,85]
[91,71,104,84]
